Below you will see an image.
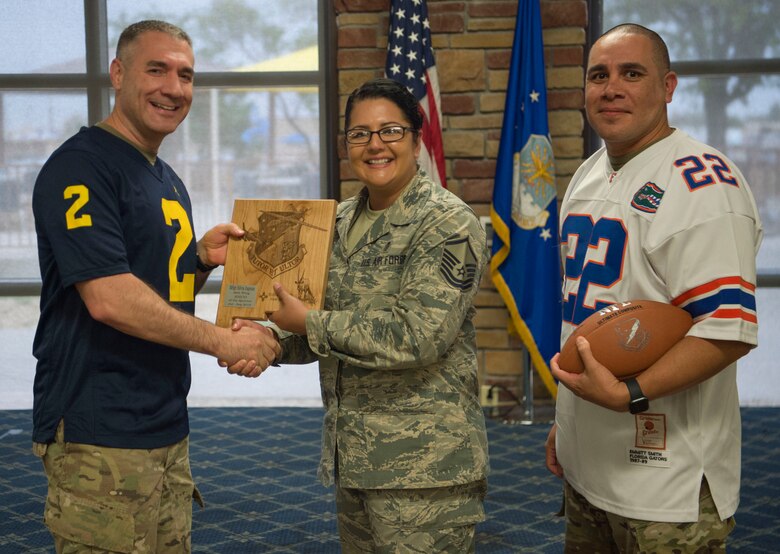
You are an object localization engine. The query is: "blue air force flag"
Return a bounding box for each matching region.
[490,0,561,398]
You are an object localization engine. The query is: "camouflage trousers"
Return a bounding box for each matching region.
[336,479,487,553]
[33,422,200,553]
[563,479,735,553]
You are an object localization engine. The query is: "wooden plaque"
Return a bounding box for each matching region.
[215,198,337,327]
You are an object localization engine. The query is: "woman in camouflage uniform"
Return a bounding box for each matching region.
[238,78,490,552]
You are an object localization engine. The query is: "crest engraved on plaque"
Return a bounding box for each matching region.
[242,206,327,279]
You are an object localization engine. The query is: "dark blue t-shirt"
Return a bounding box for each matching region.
[32,126,197,448]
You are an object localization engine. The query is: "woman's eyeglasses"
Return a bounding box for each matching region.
[345,126,415,145]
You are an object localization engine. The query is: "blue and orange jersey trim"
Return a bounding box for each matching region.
[672,276,757,324]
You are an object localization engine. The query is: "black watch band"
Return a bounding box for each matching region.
[196,254,219,272]
[625,377,649,414]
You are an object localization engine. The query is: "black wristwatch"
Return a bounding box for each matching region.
[625,377,649,414]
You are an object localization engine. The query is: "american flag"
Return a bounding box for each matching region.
[385,0,447,188]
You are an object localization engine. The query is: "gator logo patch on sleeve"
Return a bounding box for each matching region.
[440,236,478,291]
[631,182,665,214]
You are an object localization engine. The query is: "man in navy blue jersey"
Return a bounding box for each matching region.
[31,20,280,552]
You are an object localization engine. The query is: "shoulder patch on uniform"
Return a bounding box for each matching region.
[630,182,665,214]
[440,235,478,291]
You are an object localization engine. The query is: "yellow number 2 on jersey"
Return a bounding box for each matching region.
[161,199,195,302]
[64,184,93,229]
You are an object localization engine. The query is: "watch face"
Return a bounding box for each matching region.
[630,397,649,414]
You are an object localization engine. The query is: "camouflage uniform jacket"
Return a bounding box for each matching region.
[278,170,490,489]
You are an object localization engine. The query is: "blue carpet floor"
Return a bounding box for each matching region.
[0,407,777,553]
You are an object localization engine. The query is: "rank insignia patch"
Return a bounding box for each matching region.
[440,236,478,291]
[631,182,665,214]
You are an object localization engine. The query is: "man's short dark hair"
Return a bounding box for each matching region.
[344,78,423,132]
[116,20,192,61]
[600,23,671,74]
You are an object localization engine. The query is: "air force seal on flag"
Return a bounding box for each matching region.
[440,235,478,291]
[512,134,556,231]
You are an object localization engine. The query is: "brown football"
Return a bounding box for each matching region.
[558,299,693,379]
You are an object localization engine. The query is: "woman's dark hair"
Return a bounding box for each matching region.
[344,78,423,132]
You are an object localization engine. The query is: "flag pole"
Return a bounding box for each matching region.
[519,348,535,424]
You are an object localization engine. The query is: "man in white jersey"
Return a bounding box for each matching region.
[544,24,762,552]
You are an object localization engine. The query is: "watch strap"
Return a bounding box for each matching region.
[625,377,649,414]
[625,377,643,400]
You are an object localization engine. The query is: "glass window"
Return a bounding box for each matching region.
[106,0,319,72]
[159,88,322,233]
[1,1,86,73]
[0,296,39,409]
[0,91,87,279]
[739,288,780,404]
[601,0,780,61]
